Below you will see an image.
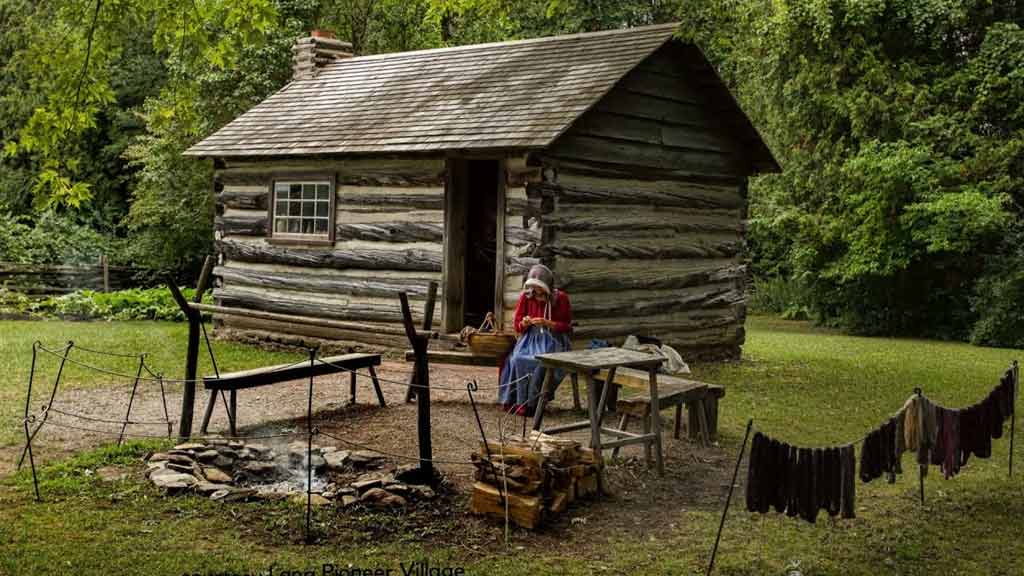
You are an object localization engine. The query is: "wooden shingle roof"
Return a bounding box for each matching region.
[185,23,682,157]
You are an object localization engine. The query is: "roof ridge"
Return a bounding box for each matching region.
[323,22,679,66]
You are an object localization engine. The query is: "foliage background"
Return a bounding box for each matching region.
[2,0,1023,346]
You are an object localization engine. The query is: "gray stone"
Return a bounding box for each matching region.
[213,455,234,468]
[348,450,384,467]
[166,462,197,474]
[236,448,255,460]
[167,453,195,465]
[360,487,406,508]
[147,452,171,463]
[203,436,228,445]
[203,467,233,483]
[351,473,384,492]
[195,482,232,495]
[323,450,350,471]
[151,472,199,492]
[290,493,330,507]
[173,442,207,451]
[339,495,359,507]
[410,485,436,500]
[195,450,219,462]
[247,443,271,456]
[383,483,411,496]
[213,446,238,458]
[238,461,279,480]
[228,441,245,449]
[211,488,257,502]
[147,465,176,480]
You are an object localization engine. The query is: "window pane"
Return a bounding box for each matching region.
[315,220,328,234]
[317,184,329,199]
[275,201,287,216]
[287,219,300,233]
[301,202,313,217]
[302,184,315,199]
[315,201,328,217]
[274,219,287,233]
[289,202,301,216]
[275,183,289,194]
[301,219,314,234]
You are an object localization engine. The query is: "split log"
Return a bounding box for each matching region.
[553,257,744,292]
[538,155,744,185]
[218,237,442,272]
[540,234,743,260]
[469,482,542,529]
[571,110,739,154]
[333,222,443,243]
[214,285,440,325]
[569,307,740,339]
[216,212,267,236]
[215,265,441,299]
[507,283,744,318]
[546,134,742,177]
[545,204,741,234]
[336,209,444,225]
[217,187,268,210]
[572,322,745,346]
[539,173,743,209]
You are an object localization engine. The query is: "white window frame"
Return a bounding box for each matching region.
[270,177,335,243]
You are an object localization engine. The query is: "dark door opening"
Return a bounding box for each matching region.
[445,159,501,332]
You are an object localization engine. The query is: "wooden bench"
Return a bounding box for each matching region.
[200,353,384,436]
[595,367,724,449]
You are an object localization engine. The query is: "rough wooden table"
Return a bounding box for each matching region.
[532,347,666,479]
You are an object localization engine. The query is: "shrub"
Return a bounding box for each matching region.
[0,286,208,321]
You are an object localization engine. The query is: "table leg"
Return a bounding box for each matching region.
[531,367,556,431]
[648,368,664,476]
[584,370,605,495]
[349,370,357,404]
[595,367,616,428]
[571,373,581,411]
[228,390,238,438]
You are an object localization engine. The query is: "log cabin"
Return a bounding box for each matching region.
[184,23,779,360]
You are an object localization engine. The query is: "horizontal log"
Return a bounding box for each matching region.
[219,315,411,349]
[218,188,268,210]
[195,302,422,338]
[572,325,745,352]
[536,174,743,209]
[547,134,743,177]
[538,156,745,185]
[336,209,443,224]
[218,238,442,272]
[541,234,742,260]
[214,286,440,325]
[218,158,445,186]
[216,213,267,236]
[505,225,540,248]
[594,89,712,129]
[334,222,443,243]
[506,157,542,187]
[545,204,742,233]
[506,283,744,318]
[553,257,744,292]
[336,185,443,211]
[571,308,741,339]
[215,265,441,298]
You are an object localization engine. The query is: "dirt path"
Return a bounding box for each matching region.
[4,360,734,555]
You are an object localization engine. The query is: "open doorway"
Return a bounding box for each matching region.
[444,158,503,333]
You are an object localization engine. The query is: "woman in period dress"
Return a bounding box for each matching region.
[498,264,573,415]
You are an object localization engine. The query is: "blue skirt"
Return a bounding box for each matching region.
[498,327,570,407]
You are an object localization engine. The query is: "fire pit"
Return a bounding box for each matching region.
[145,437,437,507]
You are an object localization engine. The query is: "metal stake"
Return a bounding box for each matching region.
[118,356,145,445]
[467,380,504,501]
[22,344,41,500]
[915,387,925,505]
[707,419,753,576]
[19,341,72,469]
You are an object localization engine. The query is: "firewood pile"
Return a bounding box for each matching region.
[469,431,602,529]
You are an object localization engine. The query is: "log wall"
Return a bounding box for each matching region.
[212,157,446,350]
[531,44,752,360]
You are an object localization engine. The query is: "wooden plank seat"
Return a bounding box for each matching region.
[595,367,724,450]
[200,353,384,436]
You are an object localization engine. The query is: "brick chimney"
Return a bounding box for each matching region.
[291,30,353,81]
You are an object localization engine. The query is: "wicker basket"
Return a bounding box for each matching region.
[466,313,517,357]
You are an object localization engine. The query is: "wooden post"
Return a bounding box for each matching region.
[169,282,200,438]
[399,291,433,482]
[100,254,109,292]
[405,281,438,404]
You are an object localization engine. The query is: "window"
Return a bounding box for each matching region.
[271,180,333,239]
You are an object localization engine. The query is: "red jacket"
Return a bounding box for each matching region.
[513,290,573,335]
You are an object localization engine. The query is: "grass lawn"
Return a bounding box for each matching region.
[2,316,1023,575]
